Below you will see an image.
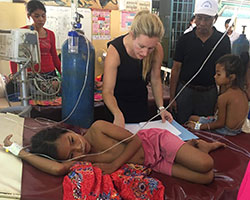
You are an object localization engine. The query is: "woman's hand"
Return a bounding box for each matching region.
[113,112,125,128]
[160,110,173,123]
[93,162,118,175]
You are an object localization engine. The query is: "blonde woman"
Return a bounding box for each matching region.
[102,10,172,128]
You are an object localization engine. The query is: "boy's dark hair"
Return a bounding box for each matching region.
[30,127,68,160]
[216,53,249,90]
[225,18,231,26]
[26,0,46,16]
[188,15,195,26]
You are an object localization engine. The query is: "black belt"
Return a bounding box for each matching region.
[180,81,216,92]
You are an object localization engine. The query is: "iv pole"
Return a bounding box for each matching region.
[0,60,32,117]
[19,63,30,107]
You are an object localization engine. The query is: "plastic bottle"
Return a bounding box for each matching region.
[68,30,79,53]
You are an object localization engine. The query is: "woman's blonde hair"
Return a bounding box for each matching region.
[130,10,165,79]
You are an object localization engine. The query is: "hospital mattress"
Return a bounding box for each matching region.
[0,113,24,200]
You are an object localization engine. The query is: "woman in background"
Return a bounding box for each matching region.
[10,0,61,77]
[102,10,172,128]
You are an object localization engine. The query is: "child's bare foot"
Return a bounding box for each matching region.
[196,139,226,153]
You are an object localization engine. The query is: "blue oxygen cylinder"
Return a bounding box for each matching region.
[232,26,249,55]
[61,29,95,128]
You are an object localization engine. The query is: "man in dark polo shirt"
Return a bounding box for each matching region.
[169,0,231,124]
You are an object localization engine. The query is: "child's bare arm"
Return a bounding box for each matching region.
[3,135,74,176]
[200,95,227,130]
[19,150,74,176]
[91,121,142,174]
[19,151,74,176]
[186,95,227,130]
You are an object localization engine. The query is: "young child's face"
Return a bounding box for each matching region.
[55,132,91,160]
[214,64,230,86]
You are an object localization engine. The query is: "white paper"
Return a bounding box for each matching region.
[139,120,181,136]
[125,120,181,136]
[125,123,140,134]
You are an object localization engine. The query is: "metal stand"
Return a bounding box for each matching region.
[19,63,29,107]
[0,28,41,117]
[0,62,31,117]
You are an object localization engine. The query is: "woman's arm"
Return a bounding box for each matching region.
[3,135,74,176]
[49,30,61,73]
[102,45,125,127]
[91,120,142,174]
[10,62,18,74]
[150,43,173,122]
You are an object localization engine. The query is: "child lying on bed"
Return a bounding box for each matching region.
[2,120,225,184]
[186,54,249,135]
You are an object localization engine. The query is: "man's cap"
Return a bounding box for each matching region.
[194,0,218,17]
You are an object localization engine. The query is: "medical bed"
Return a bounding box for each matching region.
[13,117,250,200]
[1,83,249,199]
